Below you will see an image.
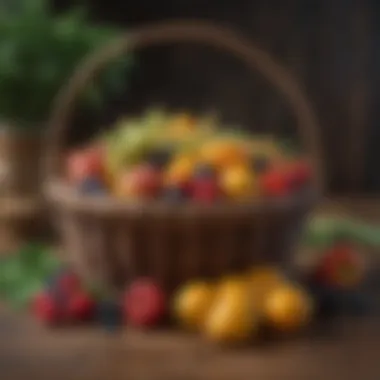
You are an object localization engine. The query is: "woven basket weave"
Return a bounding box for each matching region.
[44,20,323,293]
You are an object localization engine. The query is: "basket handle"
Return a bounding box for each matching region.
[45,20,324,192]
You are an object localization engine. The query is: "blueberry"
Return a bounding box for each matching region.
[78,178,107,195]
[96,300,123,331]
[146,147,174,169]
[252,155,270,174]
[193,163,217,180]
[343,291,373,316]
[162,186,187,203]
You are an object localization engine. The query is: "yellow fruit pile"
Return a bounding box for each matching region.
[173,267,313,345]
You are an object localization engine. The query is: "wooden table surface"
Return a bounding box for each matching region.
[1,198,380,380]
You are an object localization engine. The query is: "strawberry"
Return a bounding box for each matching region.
[33,291,62,326]
[124,279,166,328]
[66,291,95,322]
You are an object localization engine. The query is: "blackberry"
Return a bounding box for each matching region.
[96,299,123,331]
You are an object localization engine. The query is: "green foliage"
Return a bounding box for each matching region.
[0,0,133,131]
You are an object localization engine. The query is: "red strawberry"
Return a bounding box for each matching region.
[191,178,221,203]
[66,291,95,322]
[124,279,166,328]
[33,291,62,326]
[261,169,291,197]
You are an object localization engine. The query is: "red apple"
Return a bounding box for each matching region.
[261,168,291,197]
[33,291,62,326]
[66,147,104,184]
[117,165,162,199]
[315,244,366,288]
[124,279,166,328]
[66,291,95,322]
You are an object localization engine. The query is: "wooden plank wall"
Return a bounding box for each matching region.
[55,0,378,195]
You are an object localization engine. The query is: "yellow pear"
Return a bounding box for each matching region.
[173,281,215,331]
[204,278,258,344]
[248,266,287,310]
[264,284,314,332]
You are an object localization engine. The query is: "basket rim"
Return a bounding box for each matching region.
[44,179,319,217]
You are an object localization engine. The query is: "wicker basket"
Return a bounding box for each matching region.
[44,21,323,293]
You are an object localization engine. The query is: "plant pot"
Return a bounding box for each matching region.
[0,125,44,252]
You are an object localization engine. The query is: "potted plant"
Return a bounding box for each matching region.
[0,0,132,251]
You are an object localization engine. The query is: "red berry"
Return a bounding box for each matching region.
[261,169,290,197]
[33,291,62,326]
[66,292,95,322]
[191,178,221,203]
[124,279,166,328]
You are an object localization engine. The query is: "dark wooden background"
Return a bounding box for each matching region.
[55,0,380,196]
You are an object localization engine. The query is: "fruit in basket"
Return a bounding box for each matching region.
[261,168,291,197]
[200,139,248,169]
[264,284,313,332]
[66,148,104,184]
[173,281,215,331]
[314,244,365,289]
[220,165,256,200]
[286,159,312,189]
[124,279,166,327]
[204,278,258,344]
[115,164,162,199]
[193,163,217,180]
[78,177,107,195]
[146,146,175,170]
[165,154,197,186]
[191,177,221,203]
[167,113,197,138]
[162,184,189,202]
[251,154,271,174]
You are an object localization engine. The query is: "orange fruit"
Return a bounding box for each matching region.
[200,140,248,169]
[165,155,196,185]
[264,285,313,332]
[220,165,257,200]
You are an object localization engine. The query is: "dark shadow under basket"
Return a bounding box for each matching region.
[44,21,324,293]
